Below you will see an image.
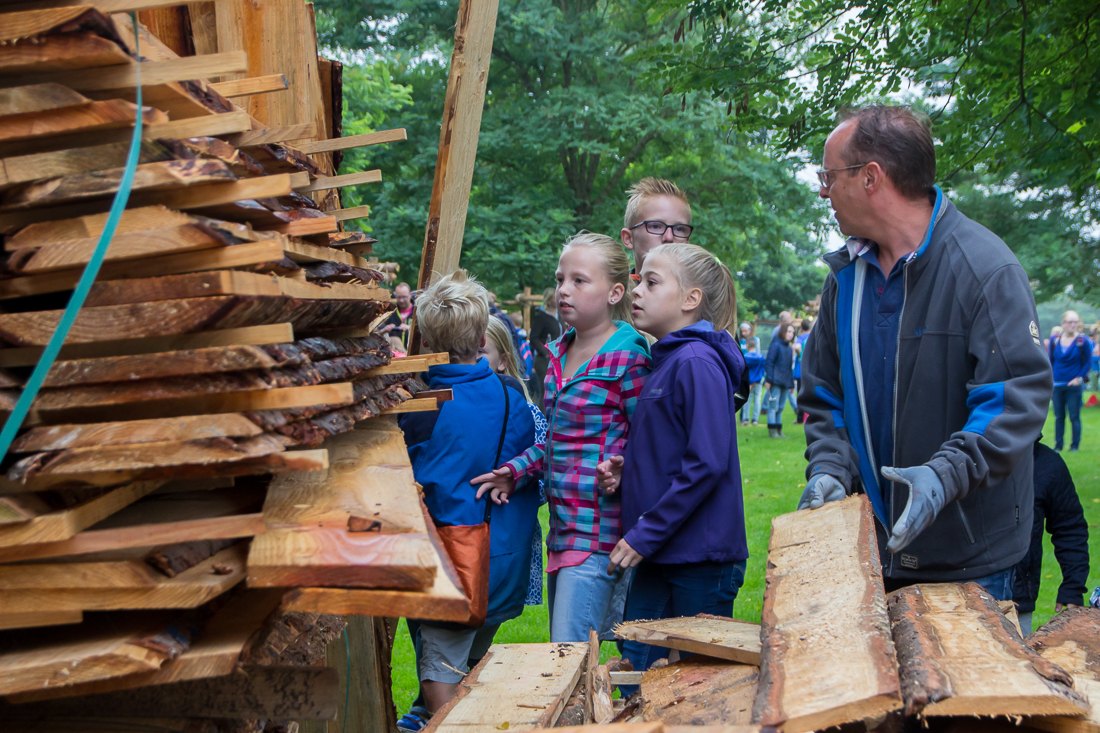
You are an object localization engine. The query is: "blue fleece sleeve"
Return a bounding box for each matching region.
[624,357,733,557]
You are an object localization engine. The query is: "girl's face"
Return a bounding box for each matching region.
[740,324,751,339]
[631,254,699,340]
[782,324,795,342]
[479,337,506,373]
[555,245,624,331]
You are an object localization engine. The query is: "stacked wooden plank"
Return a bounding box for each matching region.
[0,4,459,731]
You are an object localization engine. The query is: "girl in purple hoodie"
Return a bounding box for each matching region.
[598,242,748,677]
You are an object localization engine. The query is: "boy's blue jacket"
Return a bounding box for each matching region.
[744,351,766,384]
[399,360,538,626]
[621,322,749,564]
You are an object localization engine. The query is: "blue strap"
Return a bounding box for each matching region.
[0,13,145,461]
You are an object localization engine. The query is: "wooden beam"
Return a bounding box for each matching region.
[210,73,289,98]
[331,204,371,222]
[615,615,762,665]
[226,122,318,147]
[888,582,1088,718]
[326,616,399,733]
[0,323,295,368]
[752,495,902,732]
[417,0,500,289]
[0,52,249,92]
[1026,606,1100,733]
[295,169,381,192]
[296,128,407,154]
[0,481,161,548]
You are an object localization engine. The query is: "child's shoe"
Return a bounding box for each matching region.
[398,709,430,732]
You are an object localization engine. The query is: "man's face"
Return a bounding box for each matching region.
[395,285,411,310]
[819,121,871,239]
[622,195,692,271]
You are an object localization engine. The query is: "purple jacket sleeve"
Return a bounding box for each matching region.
[623,357,732,557]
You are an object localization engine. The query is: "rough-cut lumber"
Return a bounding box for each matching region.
[381,396,441,415]
[227,122,318,147]
[4,51,249,92]
[0,610,83,630]
[0,481,160,547]
[263,214,338,236]
[0,100,167,155]
[888,583,1089,718]
[0,542,248,613]
[2,665,339,720]
[0,614,193,695]
[588,629,614,724]
[295,169,381,193]
[422,643,588,733]
[616,615,762,665]
[331,203,371,222]
[0,323,295,368]
[0,7,122,42]
[752,495,902,732]
[296,128,407,154]
[0,31,130,76]
[6,204,194,247]
[170,136,264,178]
[1027,607,1100,733]
[248,420,437,590]
[535,726,760,733]
[641,658,759,726]
[0,295,387,346]
[211,73,289,98]
[0,83,89,115]
[0,140,175,188]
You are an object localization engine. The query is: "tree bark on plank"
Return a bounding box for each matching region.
[1026,606,1100,733]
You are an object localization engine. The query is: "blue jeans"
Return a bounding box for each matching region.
[766,385,790,425]
[739,382,763,424]
[1052,384,1083,449]
[547,553,621,642]
[618,560,747,694]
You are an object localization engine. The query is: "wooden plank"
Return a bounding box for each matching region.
[0,101,167,153]
[888,582,1088,718]
[615,615,762,665]
[379,397,440,415]
[4,588,284,703]
[0,610,82,630]
[295,169,381,193]
[0,140,174,189]
[0,323,294,368]
[296,128,407,154]
[752,495,902,732]
[6,204,195,247]
[0,25,129,64]
[1026,606,1100,733]
[0,83,89,115]
[588,629,614,724]
[416,0,500,290]
[210,73,289,98]
[262,215,338,236]
[0,543,248,612]
[1,0,206,14]
[641,658,759,726]
[362,352,449,376]
[1,52,249,92]
[247,420,437,590]
[283,238,367,267]
[227,122,318,147]
[608,671,643,686]
[0,481,160,547]
[422,643,588,733]
[331,204,371,222]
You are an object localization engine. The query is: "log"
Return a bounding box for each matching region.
[640,657,759,726]
[615,615,762,665]
[247,420,438,590]
[1027,606,1100,733]
[888,582,1089,718]
[752,495,902,732]
[0,481,161,547]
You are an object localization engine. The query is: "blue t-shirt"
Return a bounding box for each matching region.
[1049,335,1094,386]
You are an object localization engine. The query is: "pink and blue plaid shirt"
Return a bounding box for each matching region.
[504,322,651,553]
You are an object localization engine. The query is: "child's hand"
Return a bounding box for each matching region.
[470,467,516,505]
[597,455,624,495]
[607,538,643,574]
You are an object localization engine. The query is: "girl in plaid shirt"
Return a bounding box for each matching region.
[472,232,651,642]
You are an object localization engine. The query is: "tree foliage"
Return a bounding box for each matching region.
[314,0,828,312]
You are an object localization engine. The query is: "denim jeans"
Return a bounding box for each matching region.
[766,385,790,425]
[739,382,763,424]
[618,560,747,695]
[884,567,1015,601]
[1052,384,1084,450]
[547,552,622,642]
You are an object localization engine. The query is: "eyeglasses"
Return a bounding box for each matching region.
[816,163,868,189]
[630,220,693,238]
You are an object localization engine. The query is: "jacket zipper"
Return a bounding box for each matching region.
[888,260,910,577]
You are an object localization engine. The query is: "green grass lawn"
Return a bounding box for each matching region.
[390,406,1100,713]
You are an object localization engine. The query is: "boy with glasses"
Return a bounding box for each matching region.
[620,178,693,275]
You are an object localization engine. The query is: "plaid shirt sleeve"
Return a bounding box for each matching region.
[618,363,650,421]
[504,443,545,480]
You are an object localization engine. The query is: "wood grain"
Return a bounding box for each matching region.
[616,615,762,665]
[211,73,289,98]
[641,658,759,726]
[889,582,1089,718]
[11,414,263,451]
[296,128,407,154]
[752,495,902,732]
[0,610,82,630]
[0,83,89,115]
[0,481,161,547]
[1026,606,1100,733]
[0,140,175,189]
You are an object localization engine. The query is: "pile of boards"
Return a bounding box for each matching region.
[0,3,472,731]
[421,495,1100,733]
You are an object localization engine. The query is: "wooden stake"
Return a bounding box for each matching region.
[296,128,407,154]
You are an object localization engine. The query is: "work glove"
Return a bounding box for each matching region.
[880,465,947,554]
[797,473,847,510]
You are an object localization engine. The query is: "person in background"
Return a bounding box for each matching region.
[1049,310,1093,452]
[771,311,793,340]
[741,337,766,427]
[793,318,813,424]
[620,178,693,276]
[738,322,760,352]
[381,282,415,352]
[1045,325,1062,351]
[1012,439,1090,634]
[764,323,795,438]
[530,286,564,405]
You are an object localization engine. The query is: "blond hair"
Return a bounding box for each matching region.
[485,316,533,403]
[624,177,691,229]
[416,270,489,362]
[647,243,737,332]
[563,232,633,323]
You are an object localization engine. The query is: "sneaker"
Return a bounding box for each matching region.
[398,711,430,732]
[1070,446,1079,452]
[751,421,759,427]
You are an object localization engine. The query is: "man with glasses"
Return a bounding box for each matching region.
[620,178,693,276]
[797,106,1053,601]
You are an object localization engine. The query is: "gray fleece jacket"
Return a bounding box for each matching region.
[799,192,1053,582]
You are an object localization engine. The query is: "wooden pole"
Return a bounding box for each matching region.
[522,286,532,333]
